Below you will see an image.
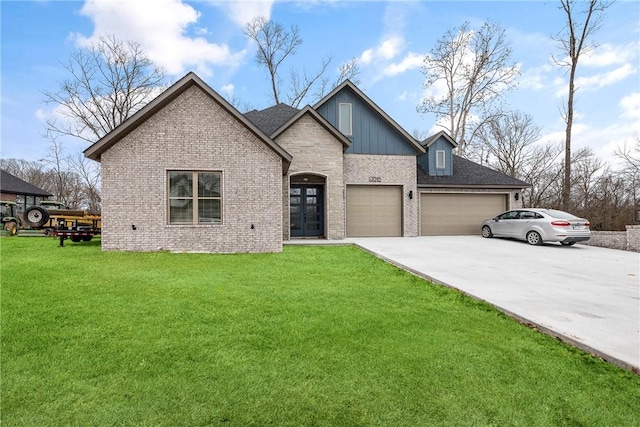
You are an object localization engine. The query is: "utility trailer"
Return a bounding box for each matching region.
[53,218,101,247]
[23,201,101,243]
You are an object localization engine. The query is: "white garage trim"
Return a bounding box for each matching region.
[420,192,508,236]
[346,185,402,237]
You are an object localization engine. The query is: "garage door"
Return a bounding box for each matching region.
[347,185,402,237]
[420,193,507,235]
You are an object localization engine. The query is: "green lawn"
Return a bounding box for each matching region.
[1,237,638,426]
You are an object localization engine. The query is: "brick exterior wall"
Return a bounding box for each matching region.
[344,154,418,237]
[100,85,283,253]
[275,114,345,240]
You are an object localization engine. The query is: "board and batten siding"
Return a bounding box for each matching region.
[316,87,416,156]
[418,136,454,176]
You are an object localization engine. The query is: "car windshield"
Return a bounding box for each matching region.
[545,209,579,220]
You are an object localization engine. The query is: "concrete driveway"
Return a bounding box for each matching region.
[350,236,639,372]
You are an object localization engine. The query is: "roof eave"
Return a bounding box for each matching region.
[422,130,459,148]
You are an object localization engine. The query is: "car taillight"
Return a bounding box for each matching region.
[551,220,571,227]
[584,221,590,227]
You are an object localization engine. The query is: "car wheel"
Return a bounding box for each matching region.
[481,225,493,238]
[561,241,576,246]
[526,231,543,246]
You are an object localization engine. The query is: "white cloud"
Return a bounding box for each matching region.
[519,64,553,90]
[359,36,404,65]
[574,64,637,91]
[620,92,640,120]
[581,42,639,67]
[384,52,423,77]
[207,0,275,27]
[551,63,636,98]
[220,83,235,98]
[74,0,246,77]
[396,90,410,102]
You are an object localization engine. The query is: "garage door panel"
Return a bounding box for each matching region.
[347,186,402,237]
[421,193,506,235]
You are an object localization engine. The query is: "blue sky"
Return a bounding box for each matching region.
[2,0,639,166]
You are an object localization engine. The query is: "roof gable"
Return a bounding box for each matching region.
[0,170,52,197]
[422,130,458,149]
[314,80,425,155]
[270,106,351,150]
[84,72,292,172]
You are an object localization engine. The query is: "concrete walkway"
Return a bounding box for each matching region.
[340,236,639,372]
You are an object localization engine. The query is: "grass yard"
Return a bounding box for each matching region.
[1,237,638,426]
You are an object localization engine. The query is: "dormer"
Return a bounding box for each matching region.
[418,131,458,176]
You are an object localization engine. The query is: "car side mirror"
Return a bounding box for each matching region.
[493,217,499,222]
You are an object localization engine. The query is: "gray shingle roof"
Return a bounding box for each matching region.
[1,170,52,196]
[417,155,530,188]
[244,103,300,136]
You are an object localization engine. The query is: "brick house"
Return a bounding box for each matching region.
[85,72,527,253]
[0,170,52,213]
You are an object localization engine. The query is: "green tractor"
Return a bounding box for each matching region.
[1,201,22,236]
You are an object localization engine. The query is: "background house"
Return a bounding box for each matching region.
[0,169,52,212]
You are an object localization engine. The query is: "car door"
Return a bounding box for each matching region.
[513,210,537,238]
[492,211,520,236]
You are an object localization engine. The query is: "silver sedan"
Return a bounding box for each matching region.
[481,208,591,246]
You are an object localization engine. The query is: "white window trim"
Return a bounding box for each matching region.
[435,150,446,169]
[338,103,353,136]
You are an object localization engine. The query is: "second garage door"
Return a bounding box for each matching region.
[420,193,507,235]
[346,185,402,237]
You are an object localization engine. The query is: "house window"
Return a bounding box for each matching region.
[436,150,446,169]
[168,171,222,225]
[15,195,25,212]
[338,103,352,136]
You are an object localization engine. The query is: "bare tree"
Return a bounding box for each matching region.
[39,135,73,205]
[476,110,542,177]
[0,159,50,191]
[519,142,564,208]
[41,34,167,211]
[245,17,301,105]
[245,16,360,108]
[314,57,361,101]
[615,134,640,208]
[43,34,167,143]
[417,21,520,155]
[553,0,611,211]
[570,147,605,215]
[69,153,101,212]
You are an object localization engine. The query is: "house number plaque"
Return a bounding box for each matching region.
[369,176,382,183]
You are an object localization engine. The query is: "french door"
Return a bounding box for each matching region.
[290,185,324,237]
